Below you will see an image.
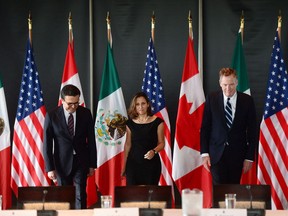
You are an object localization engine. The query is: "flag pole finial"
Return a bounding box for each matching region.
[106,12,112,45]
[151,11,155,42]
[278,10,282,28]
[68,12,72,31]
[68,12,73,44]
[28,11,32,45]
[278,10,282,41]
[188,10,193,39]
[240,10,244,29]
[240,10,244,42]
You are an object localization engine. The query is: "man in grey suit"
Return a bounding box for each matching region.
[200,68,257,184]
[43,84,97,209]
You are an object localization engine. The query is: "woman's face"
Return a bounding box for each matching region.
[135,96,149,115]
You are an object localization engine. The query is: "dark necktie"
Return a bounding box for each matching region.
[225,98,233,128]
[68,113,74,136]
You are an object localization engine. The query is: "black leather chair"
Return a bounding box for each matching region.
[114,185,172,208]
[17,186,75,210]
[213,184,271,209]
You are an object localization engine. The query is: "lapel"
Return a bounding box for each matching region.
[56,106,73,138]
[233,91,241,126]
[218,92,228,128]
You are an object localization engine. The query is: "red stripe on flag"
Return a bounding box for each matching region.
[96,152,125,206]
[0,147,12,209]
[14,121,43,186]
[259,119,288,209]
[257,148,283,209]
[61,42,77,83]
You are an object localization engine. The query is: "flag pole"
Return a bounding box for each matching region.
[28,12,32,45]
[106,12,112,47]
[277,10,281,42]
[68,12,73,48]
[240,10,244,43]
[188,10,192,40]
[151,11,155,42]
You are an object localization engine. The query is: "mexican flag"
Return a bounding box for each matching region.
[95,43,127,200]
[231,30,256,184]
[0,77,11,209]
[231,30,250,95]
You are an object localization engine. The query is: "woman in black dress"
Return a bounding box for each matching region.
[121,92,165,185]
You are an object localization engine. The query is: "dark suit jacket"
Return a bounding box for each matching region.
[43,106,97,177]
[200,91,257,165]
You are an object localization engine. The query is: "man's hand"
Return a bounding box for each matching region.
[202,156,211,172]
[87,168,95,177]
[243,160,253,173]
[48,170,57,182]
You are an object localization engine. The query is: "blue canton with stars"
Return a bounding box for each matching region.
[142,37,166,114]
[16,40,44,121]
[264,31,288,119]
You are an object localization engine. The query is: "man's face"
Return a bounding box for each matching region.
[62,95,80,113]
[219,75,238,97]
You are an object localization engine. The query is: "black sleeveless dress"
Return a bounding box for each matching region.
[126,117,163,185]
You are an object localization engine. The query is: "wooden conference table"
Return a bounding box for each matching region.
[1,209,288,216]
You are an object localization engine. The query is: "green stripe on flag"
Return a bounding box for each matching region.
[99,43,121,100]
[231,32,250,93]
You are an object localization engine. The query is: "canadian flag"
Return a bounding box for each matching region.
[59,20,97,207]
[172,36,212,208]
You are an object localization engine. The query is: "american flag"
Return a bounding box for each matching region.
[11,39,50,196]
[257,30,288,209]
[142,37,174,203]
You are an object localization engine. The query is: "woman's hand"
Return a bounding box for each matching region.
[144,150,155,160]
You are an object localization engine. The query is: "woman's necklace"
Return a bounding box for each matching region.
[137,116,149,123]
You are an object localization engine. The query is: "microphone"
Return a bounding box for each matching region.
[245,185,266,216]
[37,188,56,216]
[246,185,253,209]
[42,189,48,210]
[139,188,163,216]
[148,189,153,208]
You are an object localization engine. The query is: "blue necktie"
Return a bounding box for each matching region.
[225,98,233,128]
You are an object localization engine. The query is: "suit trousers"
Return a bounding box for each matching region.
[210,144,243,185]
[57,155,87,209]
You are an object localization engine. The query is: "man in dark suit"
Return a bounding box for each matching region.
[43,84,97,209]
[200,68,257,184]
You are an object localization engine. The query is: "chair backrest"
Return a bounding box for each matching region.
[114,185,172,208]
[17,186,75,210]
[213,184,271,209]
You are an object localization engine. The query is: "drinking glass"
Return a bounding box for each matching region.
[101,195,112,208]
[225,193,236,209]
[182,189,203,216]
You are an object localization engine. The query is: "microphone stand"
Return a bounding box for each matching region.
[139,188,163,216]
[37,189,56,216]
[246,185,266,216]
[148,189,153,208]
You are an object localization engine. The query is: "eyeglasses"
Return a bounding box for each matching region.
[64,101,79,107]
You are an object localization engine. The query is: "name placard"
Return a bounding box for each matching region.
[202,208,247,216]
[0,210,37,216]
[94,208,139,216]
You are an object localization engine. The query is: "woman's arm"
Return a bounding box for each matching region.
[154,122,165,153]
[121,126,131,176]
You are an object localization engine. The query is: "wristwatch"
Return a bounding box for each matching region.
[153,149,158,154]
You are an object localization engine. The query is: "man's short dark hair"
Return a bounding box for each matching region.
[61,84,81,99]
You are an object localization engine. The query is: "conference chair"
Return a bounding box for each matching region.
[17,186,75,210]
[213,184,271,209]
[114,185,172,208]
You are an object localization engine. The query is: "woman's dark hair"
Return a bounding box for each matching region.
[128,92,152,119]
[60,84,81,99]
